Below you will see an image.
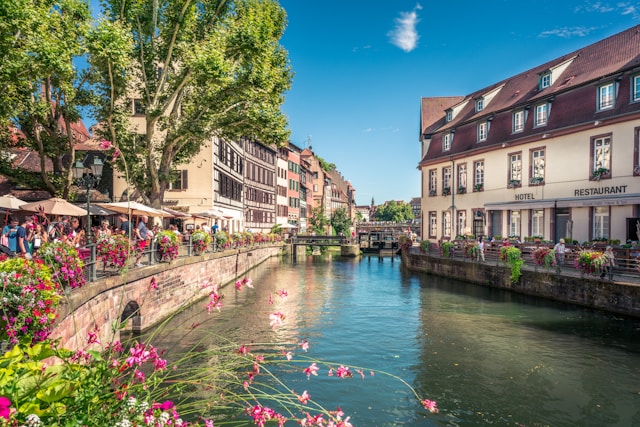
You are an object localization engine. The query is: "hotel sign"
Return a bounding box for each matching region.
[514,185,629,201]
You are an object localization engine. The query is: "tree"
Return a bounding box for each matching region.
[375,201,414,222]
[330,207,351,236]
[308,205,329,235]
[91,0,292,208]
[0,0,93,198]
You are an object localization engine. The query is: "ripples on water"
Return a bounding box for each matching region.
[147,254,640,427]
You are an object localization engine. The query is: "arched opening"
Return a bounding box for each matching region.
[120,300,141,332]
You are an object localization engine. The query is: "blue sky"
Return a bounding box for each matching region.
[277,0,640,205]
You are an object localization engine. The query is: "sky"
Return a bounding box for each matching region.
[276,0,640,205]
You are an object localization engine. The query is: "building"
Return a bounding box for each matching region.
[419,25,640,244]
[242,138,277,233]
[286,143,302,226]
[410,197,421,220]
[275,146,289,227]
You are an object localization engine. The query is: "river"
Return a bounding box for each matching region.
[146,254,640,427]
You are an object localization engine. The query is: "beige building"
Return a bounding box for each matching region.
[419,25,640,244]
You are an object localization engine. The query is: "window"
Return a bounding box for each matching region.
[132,99,145,115]
[443,133,452,151]
[592,136,611,176]
[530,148,545,184]
[443,167,452,191]
[593,207,609,240]
[532,209,544,237]
[509,153,522,184]
[457,164,467,193]
[429,212,437,237]
[513,110,524,133]
[429,169,437,195]
[633,76,640,102]
[168,170,188,190]
[446,110,453,122]
[534,104,548,127]
[457,210,466,236]
[476,98,484,112]
[539,72,551,89]
[509,211,520,238]
[473,160,484,191]
[478,122,488,142]
[598,83,615,110]
[442,211,451,237]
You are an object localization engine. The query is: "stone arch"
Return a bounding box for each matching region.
[121,300,141,332]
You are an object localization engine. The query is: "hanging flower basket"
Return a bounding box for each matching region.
[155,230,179,262]
[191,230,211,255]
[592,167,610,180]
[96,234,132,271]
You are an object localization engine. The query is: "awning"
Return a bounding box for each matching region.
[556,195,640,208]
[484,200,556,211]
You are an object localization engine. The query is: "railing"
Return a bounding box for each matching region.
[411,240,640,282]
[81,235,282,282]
[291,235,348,246]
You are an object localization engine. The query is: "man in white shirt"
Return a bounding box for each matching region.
[554,239,566,273]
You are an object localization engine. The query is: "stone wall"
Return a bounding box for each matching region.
[402,249,640,318]
[53,246,283,350]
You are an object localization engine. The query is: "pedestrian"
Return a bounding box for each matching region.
[134,215,149,267]
[2,216,19,252]
[554,238,566,273]
[31,223,47,254]
[477,236,485,262]
[600,246,616,279]
[118,213,131,236]
[16,217,33,259]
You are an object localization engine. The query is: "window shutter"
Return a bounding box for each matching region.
[182,170,188,189]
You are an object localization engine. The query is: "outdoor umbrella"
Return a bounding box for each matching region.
[194,209,225,219]
[278,223,298,229]
[20,197,88,217]
[0,195,26,223]
[97,201,173,218]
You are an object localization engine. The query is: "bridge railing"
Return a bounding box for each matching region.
[291,235,348,245]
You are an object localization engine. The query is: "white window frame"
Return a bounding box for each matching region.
[478,122,488,142]
[534,104,548,127]
[531,149,545,181]
[476,98,484,112]
[457,210,466,236]
[593,136,611,171]
[598,83,615,111]
[593,207,609,240]
[446,110,453,122]
[513,110,524,133]
[443,167,452,190]
[474,160,484,187]
[443,211,452,237]
[510,153,522,182]
[429,169,437,194]
[429,212,437,237]
[509,210,521,238]
[532,209,544,237]
[443,133,452,151]
[633,75,640,102]
[457,163,467,190]
[540,72,551,89]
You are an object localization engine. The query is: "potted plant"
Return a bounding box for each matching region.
[530,176,544,185]
[442,187,451,196]
[532,246,556,271]
[441,241,454,257]
[499,246,524,282]
[191,230,211,255]
[429,189,437,197]
[457,186,466,194]
[155,230,179,262]
[508,179,521,188]
[592,167,610,180]
[474,183,484,192]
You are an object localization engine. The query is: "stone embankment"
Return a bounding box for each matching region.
[402,249,640,318]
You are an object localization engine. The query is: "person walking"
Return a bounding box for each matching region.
[600,246,616,279]
[2,217,19,252]
[134,215,149,267]
[16,217,33,259]
[477,236,485,262]
[554,238,566,273]
[118,213,131,236]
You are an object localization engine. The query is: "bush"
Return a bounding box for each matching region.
[500,246,524,283]
[441,241,455,257]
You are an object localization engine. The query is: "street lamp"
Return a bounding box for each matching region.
[72,156,104,242]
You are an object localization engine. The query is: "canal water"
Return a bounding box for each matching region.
[147,254,640,427]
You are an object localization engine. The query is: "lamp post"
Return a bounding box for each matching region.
[72,156,104,242]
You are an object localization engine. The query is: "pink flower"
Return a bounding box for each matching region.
[285,351,293,361]
[238,344,250,355]
[269,311,285,329]
[299,340,309,352]
[242,277,253,288]
[297,390,310,404]
[99,139,113,149]
[0,396,11,420]
[235,280,243,291]
[149,277,158,290]
[303,362,319,379]
[421,399,438,413]
[277,289,288,299]
[335,365,352,378]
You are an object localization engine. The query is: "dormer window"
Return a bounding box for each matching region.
[534,103,548,127]
[539,71,551,90]
[598,82,615,111]
[443,133,452,151]
[475,98,484,112]
[446,109,453,122]
[477,122,488,142]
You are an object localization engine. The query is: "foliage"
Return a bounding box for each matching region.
[155,231,179,262]
[499,246,524,283]
[316,155,336,172]
[575,250,607,275]
[214,230,230,249]
[330,207,352,237]
[36,241,86,289]
[532,247,557,270]
[374,201,414,222]
[0,258,60,345]
[398,234,412,250]
[91,0,293,208]
[464,242,480,259]
[96,233,132,271]
[309,205,330,235]
[0,0,94,198]
[191,230,211,255]
[441,241,454,258]
[419,240,431,253]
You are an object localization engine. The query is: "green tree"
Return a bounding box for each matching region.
[308,205,329,235]
[91,0,292,207]
[331,207,351,236]
[375,201,414,222]
[0,0,93,198]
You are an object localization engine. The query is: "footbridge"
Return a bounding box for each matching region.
[290,235,348,256]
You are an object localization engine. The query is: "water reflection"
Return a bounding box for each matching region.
[147,254,640,427]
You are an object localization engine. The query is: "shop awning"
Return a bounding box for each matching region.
[555,195,640,208]
[484,200,556,211]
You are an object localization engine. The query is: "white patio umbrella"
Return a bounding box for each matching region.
[0,195,26,210]
[20,197,88,216]
[194,209,225,219]
[97,201,174,218]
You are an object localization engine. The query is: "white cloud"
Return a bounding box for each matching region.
[388,4,421,52]
[538,26,597,38]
